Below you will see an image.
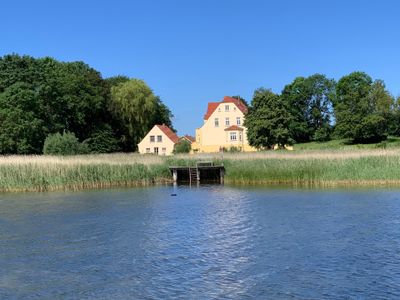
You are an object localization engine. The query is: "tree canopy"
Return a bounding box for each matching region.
[281,74,335,143]
[334,72,393,143]
[0,54,174,154]
[244,88,293,149]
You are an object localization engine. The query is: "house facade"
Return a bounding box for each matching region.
[191,96,256,153]
[138,124,179,155]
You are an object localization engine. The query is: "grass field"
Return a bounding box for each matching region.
[2,147,400,192]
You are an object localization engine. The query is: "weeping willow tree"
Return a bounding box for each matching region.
[110,79,173,151]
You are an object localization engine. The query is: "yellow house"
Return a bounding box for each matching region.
[191,96,257,153]
[138,124,179,155]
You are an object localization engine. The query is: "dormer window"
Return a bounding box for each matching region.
[225,105,229,112]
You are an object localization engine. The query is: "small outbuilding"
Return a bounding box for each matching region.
[138,124,179,155]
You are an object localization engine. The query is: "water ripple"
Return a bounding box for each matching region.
[1,186,400,299]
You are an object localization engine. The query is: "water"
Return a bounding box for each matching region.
[1,185,400,299]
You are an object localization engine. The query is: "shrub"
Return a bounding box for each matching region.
[43,132,89,155]
[83,127,121,153]
[173,140,191,154]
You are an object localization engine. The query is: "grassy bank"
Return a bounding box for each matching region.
[2,149,400,192]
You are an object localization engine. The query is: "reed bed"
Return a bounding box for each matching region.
[0,154,171,192]
[2,149,400,192]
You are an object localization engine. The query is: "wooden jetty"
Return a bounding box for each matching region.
[169,161,225,184]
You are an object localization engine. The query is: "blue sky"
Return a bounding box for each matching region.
[1,0,400,135]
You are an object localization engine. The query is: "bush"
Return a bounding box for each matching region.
[43,132,89,155]
[228,146,240,152]
[313,126,331,142]
[173,140,191,154]
[82,127,121,153]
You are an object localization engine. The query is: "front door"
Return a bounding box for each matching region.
[154,147,159,155]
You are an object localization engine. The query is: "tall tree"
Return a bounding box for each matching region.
[110,79,173,150]
[334,72,393,143]
[281,74,335,142]
[0,54,110,153]
[244,88,293,149]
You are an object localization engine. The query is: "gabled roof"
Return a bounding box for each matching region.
[203,96,248,120]
[155,124,180,144]
[181,135,195,143]
[224,125,244,131]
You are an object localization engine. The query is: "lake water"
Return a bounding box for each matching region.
[1,185,400,299]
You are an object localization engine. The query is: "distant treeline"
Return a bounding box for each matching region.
[0,54,173,154]
[1,54,399,154]
[244,73,399,148]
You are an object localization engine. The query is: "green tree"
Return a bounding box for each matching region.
[281,74,335,142]
[244,88,293,149]
[82,125,121,153]
[173,139,191,153]
[334,72,393,143]
[110,79,173,150]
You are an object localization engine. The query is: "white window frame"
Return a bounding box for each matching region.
[154,147,159,154]
[230,132,237,141]
[157,135,162,142]
[225,117,230,126]
[225,105,229,112]
[150,135,155,143]
[236,117,241,125]
[214,118,219,127]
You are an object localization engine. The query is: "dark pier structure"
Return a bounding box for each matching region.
[169,162,225,184]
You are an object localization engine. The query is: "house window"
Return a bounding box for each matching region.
[162,147,166,155]
[236,117,241,125]
[225,105,229,112]
[218,108,221,112]
[150,135,155,143]
[230,132,237,141]
[157,135,162,142]
[225,117,230,126]
[146,148,150,153]
[214,118,219,127]
[154,147,159,154]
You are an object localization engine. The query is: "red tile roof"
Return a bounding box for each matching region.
[203,102,219,120]
[203,96,248,120]
[224,125,244,131]
[156,124,180,144]
[181,135,195,143]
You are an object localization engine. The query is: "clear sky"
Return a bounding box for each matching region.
[1,0,400,136]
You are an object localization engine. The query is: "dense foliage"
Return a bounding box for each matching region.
[43,132,88,155]
[173,139,191,153]
[0,54,173,154]
[245,72,397,148]
[244,89,293,149]
[334,72,393,143]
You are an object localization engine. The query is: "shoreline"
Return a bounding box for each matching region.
[2,151,400,192]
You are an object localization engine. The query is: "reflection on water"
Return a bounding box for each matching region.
[1,185,400,299]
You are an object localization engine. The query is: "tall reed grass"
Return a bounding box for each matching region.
[2,149,400,192]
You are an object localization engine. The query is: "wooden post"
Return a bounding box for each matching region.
[173,169,178,183]
[196,168,200,182]
[220,167,225,184]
